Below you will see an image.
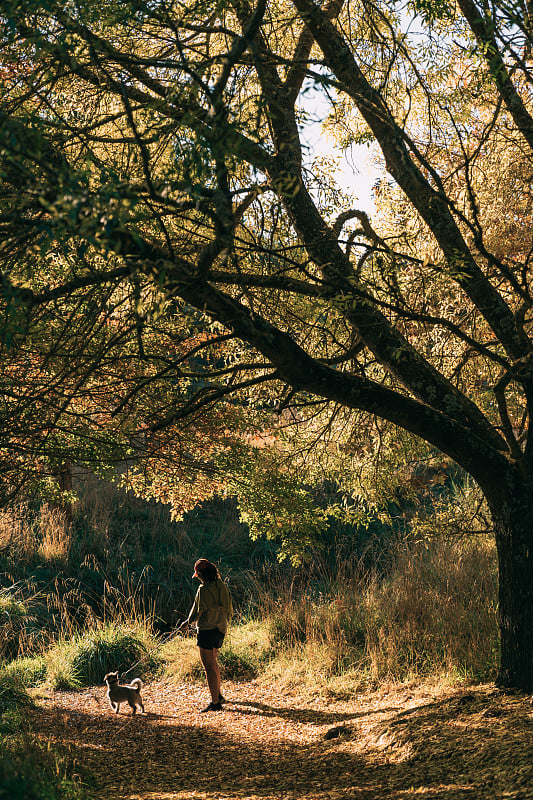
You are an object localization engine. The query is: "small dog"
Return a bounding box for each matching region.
[104,671,144,714]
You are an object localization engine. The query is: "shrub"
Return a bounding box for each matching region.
[45,623,161,690]
[0,657,47,688]
[0,673,33,714]
[220,621,271,679]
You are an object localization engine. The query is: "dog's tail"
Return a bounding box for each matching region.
[129,678,142,691]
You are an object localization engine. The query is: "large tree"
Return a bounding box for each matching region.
[2,0,533,689]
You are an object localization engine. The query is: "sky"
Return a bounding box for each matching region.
[299,84,381,214]
[312,128,379,212]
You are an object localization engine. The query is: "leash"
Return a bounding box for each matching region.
[118,626,188,679]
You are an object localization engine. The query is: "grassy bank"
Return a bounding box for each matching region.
[2,535,498,694]
[0,470,499,690]
[0,474,500,798]
[0,673,89,800]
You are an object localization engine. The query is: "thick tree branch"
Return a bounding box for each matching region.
[292,0,530,364]
[457,0,533,152]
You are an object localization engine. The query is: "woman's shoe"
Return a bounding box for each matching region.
[200,701,222,712]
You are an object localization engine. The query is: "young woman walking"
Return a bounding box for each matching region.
[179,558,233,712]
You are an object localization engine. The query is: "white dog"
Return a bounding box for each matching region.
[104,671,144,714]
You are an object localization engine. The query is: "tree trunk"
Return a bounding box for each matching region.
[51,460,73,527]
[489,483,533,691]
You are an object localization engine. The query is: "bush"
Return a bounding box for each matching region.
[0,752,86,800]
[220,621,271,679]
[0,675,82,800]
[0,673,33,715]
[45,624,161,690]
[0,657,47,688]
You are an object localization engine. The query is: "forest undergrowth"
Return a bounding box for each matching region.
[0,475,501,798]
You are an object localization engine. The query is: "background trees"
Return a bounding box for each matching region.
[2,0,533,688]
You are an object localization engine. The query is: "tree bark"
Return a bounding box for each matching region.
[51,460,73,527]
[487,475,533,692]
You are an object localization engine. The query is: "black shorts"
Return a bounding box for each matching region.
[197,628,225,650]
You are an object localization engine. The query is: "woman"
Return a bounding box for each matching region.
[179,558,233,712]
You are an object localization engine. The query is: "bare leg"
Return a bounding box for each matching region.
[199,647,221,703]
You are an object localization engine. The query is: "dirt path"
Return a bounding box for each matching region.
[29,680,533,800]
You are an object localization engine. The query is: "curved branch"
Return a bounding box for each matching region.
[292,0,530,363]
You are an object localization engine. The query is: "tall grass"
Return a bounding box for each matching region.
[0,622,161,691]
[256,535,498,689]
[0,585,46,660]
[0,506,37,563]
[0,479,274,642]
[0,471,500,693]
[44,623,161,690]
[363,537,498,680]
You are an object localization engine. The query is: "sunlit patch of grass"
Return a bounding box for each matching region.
[260,640,351,695]
[0,672,34,713]
[37,506,72,565]
[160,633,204,681]
[0,656,47,688]
[44,623,161,690]
[220,620,271,679]
[361,537,498,681]
[0,593,28,618]
[322,667,378,699]
[161,620,272,682]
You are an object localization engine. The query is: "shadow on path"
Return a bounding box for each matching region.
[226,697,388,724]
[29,685,533,800]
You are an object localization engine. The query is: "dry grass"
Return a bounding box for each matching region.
[0,503,72,566]
[0,480,499,693]
[0,505,36,562]
[161,621,272,683]
[37,506,72,565]
[362,536,498,680]
[258,535,498,687]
